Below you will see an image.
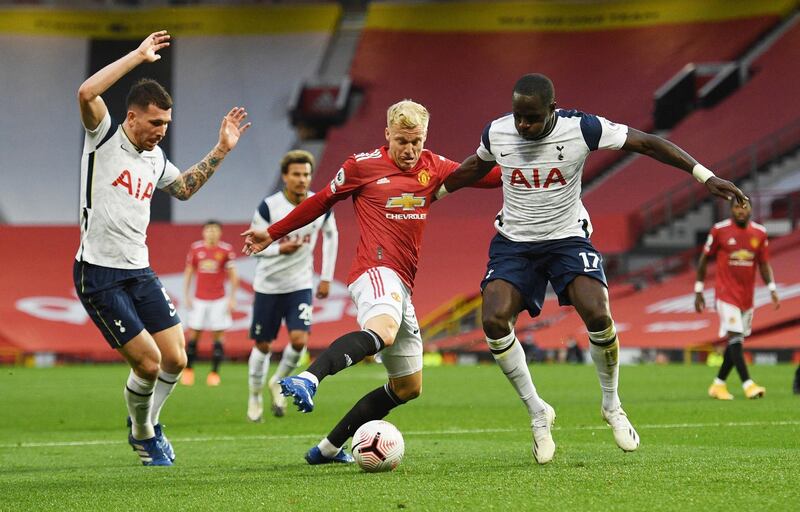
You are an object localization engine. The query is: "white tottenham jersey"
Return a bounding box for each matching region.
[250,190,338,294]
[76,112,180,269]
[477,109,628,242]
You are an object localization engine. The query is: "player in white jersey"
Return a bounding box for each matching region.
[246,150,338,422]
[73,31,250,466]
[442,73,747,464]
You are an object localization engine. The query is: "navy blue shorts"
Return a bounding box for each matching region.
[73,260,181,348]
[480,234,608,318]
[250,289,313,342]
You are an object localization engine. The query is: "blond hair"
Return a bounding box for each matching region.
[386,100,429,131]
[280,149,315,174]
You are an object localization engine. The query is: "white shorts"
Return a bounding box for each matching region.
[348,267,422,378]
[716,299,753,338]
[187,297,232,331]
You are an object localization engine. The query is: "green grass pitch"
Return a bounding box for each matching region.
[1,362,798,510]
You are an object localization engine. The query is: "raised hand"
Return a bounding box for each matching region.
[705,176,748,205]
[137,30,171,62]
[241,228,273,255]
[218,107,251,153]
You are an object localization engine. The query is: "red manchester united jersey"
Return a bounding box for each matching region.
[186,241,236,300]
[703,219,769,310]
[268,146,500,290]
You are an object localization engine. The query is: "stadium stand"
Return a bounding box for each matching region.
[585,21,800,253]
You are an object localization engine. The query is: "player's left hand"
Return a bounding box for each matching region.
[705,176,748,205]
[218,107,251,153]
[316,280,331,299]
[771,291,780,310]
[241,228,272,255]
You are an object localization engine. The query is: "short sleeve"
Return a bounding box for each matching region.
[83,112,113,153]
[580,113,628,151]
[157,159,181,189]
[703,227,718,256]
[433,154,460,186]
[759,236,770,262]
[225,248,237,267]
[476,122,496,162]
[185,248,196,267]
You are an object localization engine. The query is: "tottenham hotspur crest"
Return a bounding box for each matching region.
[556,145,565,161]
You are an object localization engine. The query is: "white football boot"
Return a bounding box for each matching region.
[531,402,556,464]
[247,393,263,423]
[601,405,640,452]
[268,377,287,417]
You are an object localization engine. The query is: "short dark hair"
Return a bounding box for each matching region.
[280,149,315,174]
[126,78,173,110]
[203,219,222,228]
[513,74,555,104]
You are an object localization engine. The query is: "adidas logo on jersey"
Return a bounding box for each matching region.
[727,237,737,245]
[376,177,390,185]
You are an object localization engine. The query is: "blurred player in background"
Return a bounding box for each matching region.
[73,30,250,466]
[442,73,747,464]
[182,220,239,387]
[696,199,779,400]
[242,100,500,464]
[246,150,338,422]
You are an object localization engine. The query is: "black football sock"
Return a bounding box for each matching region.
[211,341,224,373]
[729,341,750,383]
[186,338,198,369]
[793,366,800,392]
[306,330,384,383]
[717,345,734,381]
[327,384,406,449]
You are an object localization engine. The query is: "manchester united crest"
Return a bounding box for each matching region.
[417,169,430,186]
[750,237,760,249]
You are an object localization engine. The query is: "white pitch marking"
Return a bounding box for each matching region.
[3,420,799,449]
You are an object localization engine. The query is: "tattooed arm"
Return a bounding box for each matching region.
[166,107,251,200]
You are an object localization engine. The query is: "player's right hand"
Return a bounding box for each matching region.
[694,293,705,313]
[241,229,273,255]
[705,176,748,205]
[137,31,171,63]
[279,240,302,255]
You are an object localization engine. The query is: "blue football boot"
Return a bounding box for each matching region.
[127,417,175,463]
[154,424,176,462]
[279,376,317,413]
[305,446,354,465]
[128,433,173,466]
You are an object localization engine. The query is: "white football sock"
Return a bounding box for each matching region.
[125,369,156,440]
[318,437,340,458]
[487,330,546,419]
[714,377,726,386]
[272,344,306,382]
[151,370,180,426]
[298,371,319,387]
[248,347,271,395]
[588,323,622,411]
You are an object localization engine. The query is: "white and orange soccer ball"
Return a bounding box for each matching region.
[351,420,405,472]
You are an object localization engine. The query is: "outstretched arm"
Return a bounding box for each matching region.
[440,154,497,197]
[165,107,251,200]
[623,128,748,204]
[77,30,170,130]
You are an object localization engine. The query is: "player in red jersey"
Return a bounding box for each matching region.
[182,220,239,386]
[695,199,779,400]
[242,100,500,464]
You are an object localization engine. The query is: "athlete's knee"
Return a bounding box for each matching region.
[390,381,421,402]
[585,314,613,334]
[161,351,187,374]
[255,341,272,354]
[364,316,399,347]
[482,311,513,339]
[132,356,161,381]
[289,331,308,351]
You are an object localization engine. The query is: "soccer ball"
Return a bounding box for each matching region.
[351,420,404,472]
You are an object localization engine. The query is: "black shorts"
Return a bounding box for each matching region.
[480,234,608,318]
[73,260,181,348]
[250,289,313,342]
